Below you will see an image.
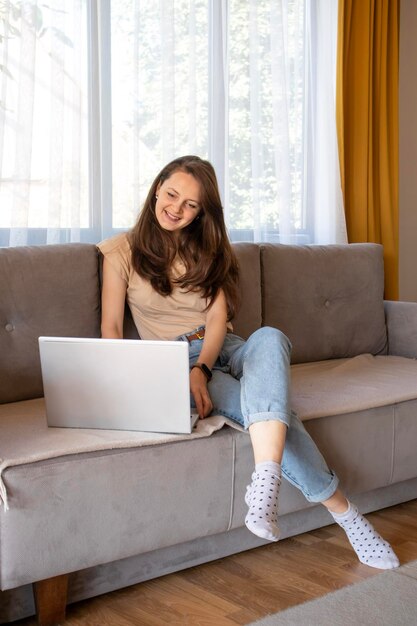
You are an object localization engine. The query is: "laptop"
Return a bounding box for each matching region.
[38,336,200,434]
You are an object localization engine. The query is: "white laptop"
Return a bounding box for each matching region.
[38,337,200,434]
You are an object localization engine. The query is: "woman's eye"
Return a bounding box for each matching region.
[167,192,175,199]
[187,202,198,210]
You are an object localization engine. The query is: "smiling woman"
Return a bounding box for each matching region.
[98,155,239,341]
[97,154,399,570]
[122,155,239,312]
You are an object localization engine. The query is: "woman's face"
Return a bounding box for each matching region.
[155,171,202,235]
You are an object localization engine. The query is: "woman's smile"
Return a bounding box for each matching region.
[164,209,182,222]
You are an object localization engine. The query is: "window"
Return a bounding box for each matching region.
[0,0,345,247]
[0,1,89,245]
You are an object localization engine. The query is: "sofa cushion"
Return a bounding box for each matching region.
[0,398,231,512]
[303,405,395,495]
[261,243,388,363]
[290,354,417,420]
[0,244,101,404]
[231,242,262,339]
[0,429,235,589]
[392,398,417,484]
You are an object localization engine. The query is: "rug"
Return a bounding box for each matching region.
[249,560,417,626]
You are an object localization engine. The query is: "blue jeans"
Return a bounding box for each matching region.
[178,326,339,503]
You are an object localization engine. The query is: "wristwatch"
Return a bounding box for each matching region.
[190,362,212,381]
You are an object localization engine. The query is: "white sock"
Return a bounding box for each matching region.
[245,461,281,542]
[330,502,400,569]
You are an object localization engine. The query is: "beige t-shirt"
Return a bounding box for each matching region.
[98,233,211,340]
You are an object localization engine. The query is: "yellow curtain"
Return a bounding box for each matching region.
[336,0,399,299]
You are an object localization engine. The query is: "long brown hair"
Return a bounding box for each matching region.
[129,156,239,320]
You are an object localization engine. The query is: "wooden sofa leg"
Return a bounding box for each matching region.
[33,574,69,626]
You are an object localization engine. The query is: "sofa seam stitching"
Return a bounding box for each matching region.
[389,404,396,484]
[227,433,236,531]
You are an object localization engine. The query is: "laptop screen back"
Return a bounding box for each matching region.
[38,337,197,434]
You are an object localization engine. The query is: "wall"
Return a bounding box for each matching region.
[399,0,417,301]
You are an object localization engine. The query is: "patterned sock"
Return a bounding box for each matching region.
[245,461,281,542]
[330,502,400,569]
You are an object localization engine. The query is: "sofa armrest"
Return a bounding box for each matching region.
[384,300,417,357]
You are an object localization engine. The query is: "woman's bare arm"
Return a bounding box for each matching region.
[101,258,127,339]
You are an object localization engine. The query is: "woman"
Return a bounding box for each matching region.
[99,155,399,570]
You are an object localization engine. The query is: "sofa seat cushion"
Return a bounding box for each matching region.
[0,428,237,589]
[0,399,232,511]
[291,354,417,420]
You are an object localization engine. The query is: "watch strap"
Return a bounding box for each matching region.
[190,362,212,381]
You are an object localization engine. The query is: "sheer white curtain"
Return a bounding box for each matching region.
[110,0,346,244]
[0,0,88,246]
[0,0,346,247]
[306,0,347,244]
[223,0,346,243]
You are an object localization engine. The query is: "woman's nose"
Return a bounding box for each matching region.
[171,198,183,211]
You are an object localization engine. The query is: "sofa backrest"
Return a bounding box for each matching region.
[261,243,388,363]
[227,242,264,339]
[0,240,388,404]
[0,244,101,404]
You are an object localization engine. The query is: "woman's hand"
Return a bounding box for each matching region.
[190,367,213,418]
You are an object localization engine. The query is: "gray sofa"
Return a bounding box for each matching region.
[1,241,417,625]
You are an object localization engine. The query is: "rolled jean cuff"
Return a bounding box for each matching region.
[301,470,339,503]
[245,411,291,430]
